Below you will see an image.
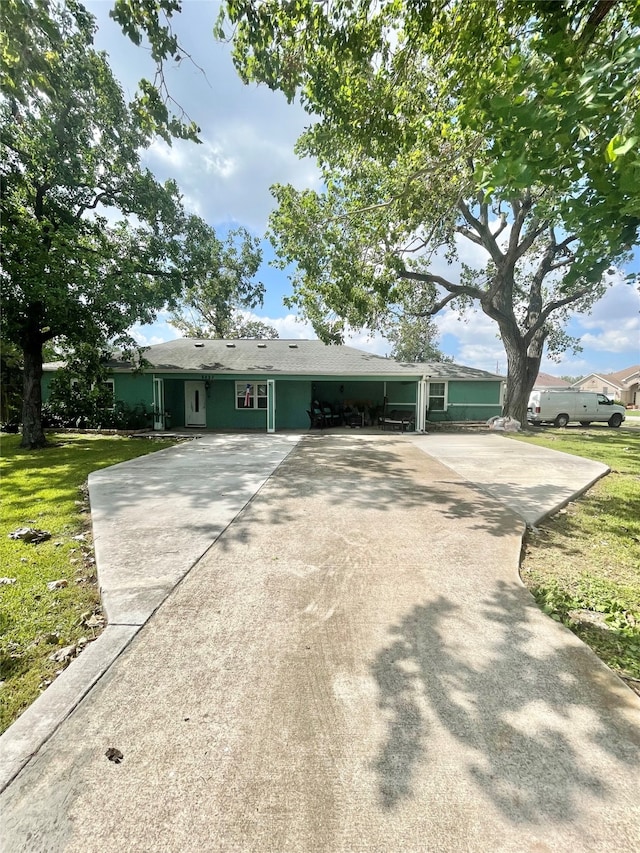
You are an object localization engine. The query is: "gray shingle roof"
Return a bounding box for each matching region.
[44,339,503,381]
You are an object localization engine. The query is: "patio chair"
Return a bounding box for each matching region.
[307,405,326,429]
[321,402,342,426]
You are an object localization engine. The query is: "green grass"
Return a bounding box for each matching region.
[0,432,177,732]
[508,427,640,692]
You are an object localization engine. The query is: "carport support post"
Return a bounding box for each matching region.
[267,379,275,433]
[416,378,428,432]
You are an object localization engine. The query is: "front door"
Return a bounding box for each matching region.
[185,381,207,427]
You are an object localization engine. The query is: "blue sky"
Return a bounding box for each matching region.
[87,0,639,378]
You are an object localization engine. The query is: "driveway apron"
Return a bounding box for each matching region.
[1,434,639,852]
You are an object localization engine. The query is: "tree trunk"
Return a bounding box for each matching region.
[20,338,47,448]
[500,324,542,425]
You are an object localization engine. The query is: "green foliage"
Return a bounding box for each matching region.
[0,341,22,428]
[0,2,216,447]
[0,0,198,143]
[222,0,640,242]
[215,0,639,423]
[168,226,274,339]
[109,0,202,141]
[0,432,176,731]
[383,286,451,362]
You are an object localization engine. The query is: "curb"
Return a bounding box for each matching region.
[0,625,139,793]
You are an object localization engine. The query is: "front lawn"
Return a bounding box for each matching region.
[0,432,176,733]
[509,427,640,693]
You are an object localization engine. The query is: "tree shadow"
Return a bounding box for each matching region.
[370,581,639,821]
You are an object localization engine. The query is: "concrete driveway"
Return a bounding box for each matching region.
[1,433,638,851]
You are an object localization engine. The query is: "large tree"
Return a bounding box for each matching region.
[168,224,278,339]
[44,1,640,420]
[0,3,209,448]
[215,0,639,422]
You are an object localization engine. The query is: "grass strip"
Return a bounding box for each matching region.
[0,432,177,733]
[509,427,640,693]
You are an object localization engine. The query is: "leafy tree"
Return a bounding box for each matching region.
[386,319,451,366]
[560,375,585,384]
[228,317,279,340]
[0,342,23,429]
[49,1,640,420]
[0,4,207,448]
[0,0,199,143]
[216,0,639,422]
[168,225,278,339]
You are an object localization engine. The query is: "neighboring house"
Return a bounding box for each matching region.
[534,372,571,390]
[571,364,640,408]
[42,339,504,433]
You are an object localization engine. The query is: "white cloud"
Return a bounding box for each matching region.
[580,325,640,353]
[257,313,314,339]
[129,321,182,347]
[572,275,640,330]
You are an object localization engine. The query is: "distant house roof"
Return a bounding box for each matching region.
[534,372,570,389]
[602,364,640,388]
[43,339,504,381]
[571,365,640,391]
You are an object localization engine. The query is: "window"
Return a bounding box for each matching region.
[236,381,268,410]
[428,382,446,411]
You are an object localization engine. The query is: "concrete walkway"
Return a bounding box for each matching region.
[1,433,639,851]
[0,434,300,791]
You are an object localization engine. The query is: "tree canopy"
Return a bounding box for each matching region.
[168,225,278,339]
[103,0,639,420]
[221,0,639,420]
[0,2,212,446]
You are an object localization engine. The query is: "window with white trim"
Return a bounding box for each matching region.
[236,381,268,410]
[428,382,446,411]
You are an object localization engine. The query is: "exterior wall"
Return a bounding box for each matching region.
[208,378,267,430]
[113,373,154,409]
[428,380,502,422]
[574,376,619,396]
[42,373,54,400]
[276,380,312,430]
[42,368,503,428]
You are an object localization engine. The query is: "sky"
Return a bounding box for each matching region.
[87,0,639,379]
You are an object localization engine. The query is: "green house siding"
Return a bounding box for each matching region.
[41,365,502,430]
[428,380,502,422]
[276,380,312,430]
[112,373,154,409]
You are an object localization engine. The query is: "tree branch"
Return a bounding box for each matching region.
[491,216,508,240]
[458,199,503,263]
[514,218,548,261]
[455,226,485,248]
[526,284,593,341]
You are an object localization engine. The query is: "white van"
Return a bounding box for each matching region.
[527,390,626,428]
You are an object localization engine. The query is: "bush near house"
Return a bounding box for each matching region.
[0,432,176,733]
[510,428,640,694]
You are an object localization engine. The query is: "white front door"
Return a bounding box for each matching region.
[185,381,207,427]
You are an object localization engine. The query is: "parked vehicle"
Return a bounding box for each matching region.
[527,390,626,428]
